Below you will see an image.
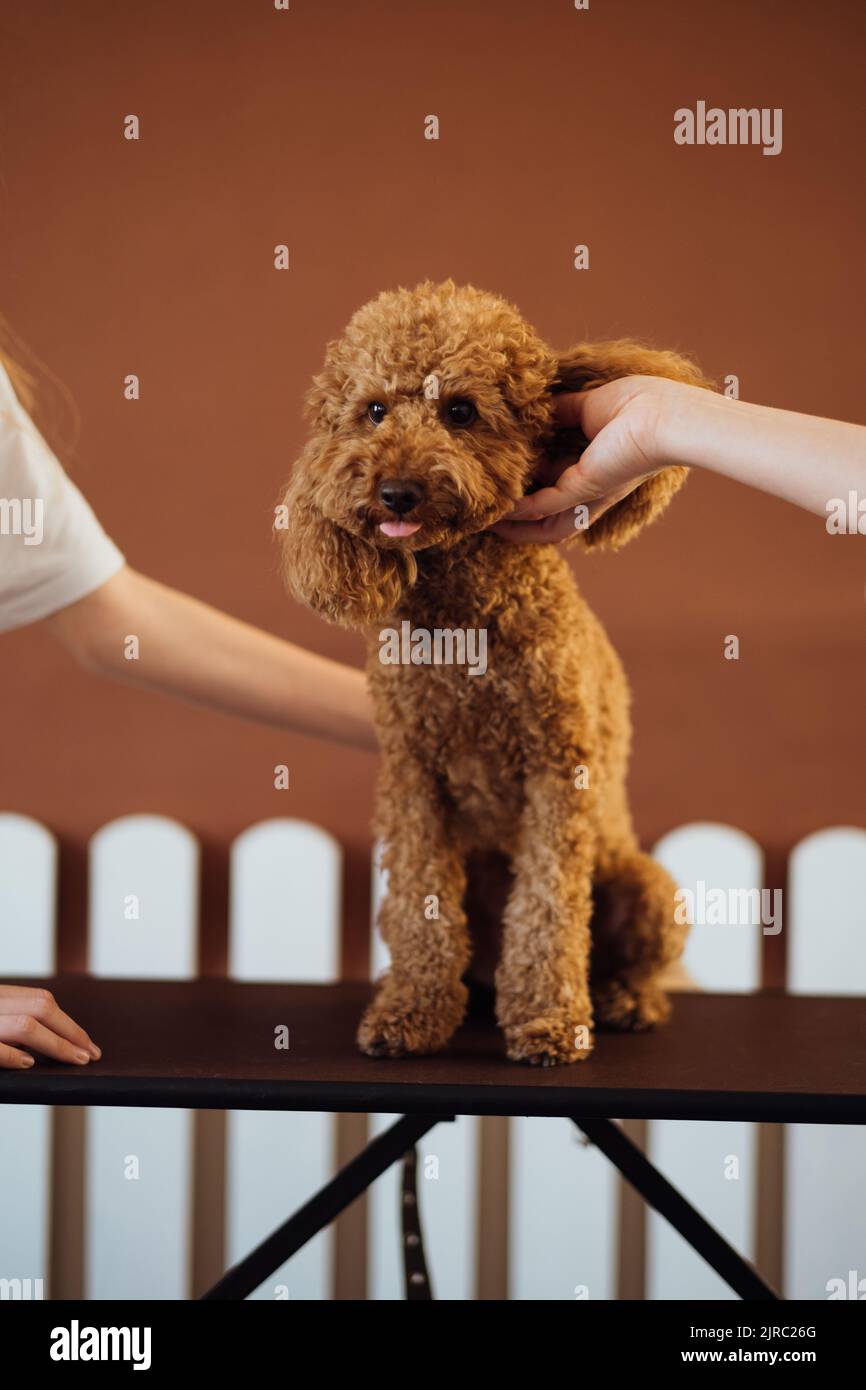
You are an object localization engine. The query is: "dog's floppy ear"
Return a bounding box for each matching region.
[552,341,711,551]
[279,441,415,630]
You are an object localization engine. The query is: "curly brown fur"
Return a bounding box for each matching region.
[281,281,705,1064]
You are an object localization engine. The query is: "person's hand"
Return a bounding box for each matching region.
[494,375,689,544]
[0,984,101,1069]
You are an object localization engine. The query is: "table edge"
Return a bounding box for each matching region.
[1,1075,864,1124]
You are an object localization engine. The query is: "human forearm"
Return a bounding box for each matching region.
[499,376,866,543]
[659,384,866,518]
[45,566,377,752]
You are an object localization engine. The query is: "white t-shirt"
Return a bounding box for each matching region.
[0,363,124,633]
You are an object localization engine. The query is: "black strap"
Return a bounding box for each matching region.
[401,1146,434,1300]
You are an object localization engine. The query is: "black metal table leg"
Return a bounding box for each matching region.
[574,1116,781,1301]
[201,1112,450,1300]
[401,1146,433,1299]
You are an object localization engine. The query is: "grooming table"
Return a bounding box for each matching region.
[3,977,865,1301]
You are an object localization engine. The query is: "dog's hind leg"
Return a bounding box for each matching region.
[589,849,687,1031]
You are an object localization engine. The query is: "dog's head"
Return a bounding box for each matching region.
[281,281,705,627]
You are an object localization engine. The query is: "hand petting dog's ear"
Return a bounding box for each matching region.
[495,358,711,549]
[494,376,669,545]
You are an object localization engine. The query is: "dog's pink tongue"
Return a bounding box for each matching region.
[380,520,421,538]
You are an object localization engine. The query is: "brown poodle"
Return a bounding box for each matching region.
[281,281,705,1065]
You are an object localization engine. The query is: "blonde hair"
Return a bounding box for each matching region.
[0,313,79,453]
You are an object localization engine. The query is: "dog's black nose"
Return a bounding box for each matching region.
[378,478,423,516]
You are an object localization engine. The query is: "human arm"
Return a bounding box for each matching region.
[42,564,377,753]
[495,376,866,543]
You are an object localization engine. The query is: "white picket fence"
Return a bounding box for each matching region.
[0,812,864,1301]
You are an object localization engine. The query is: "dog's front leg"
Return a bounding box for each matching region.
[496,769,597,1065]
[358,761,470,1058]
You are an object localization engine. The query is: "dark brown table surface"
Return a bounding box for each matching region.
[1,976,864,1123]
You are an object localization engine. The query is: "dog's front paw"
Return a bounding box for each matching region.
[504,1014,594,1067]
[357,980,467,1059]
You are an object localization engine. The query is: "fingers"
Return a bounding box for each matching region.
[495,481,647,544]
[26,990,101,1057]
[506,460,603,523]
[0,1013,96,1066]
[0,986,101,1065]
[552,391,593,430]
[493,502,608,546]
[0,1040,36,1070]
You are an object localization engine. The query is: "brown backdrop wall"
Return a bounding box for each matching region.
[2,0,864,977]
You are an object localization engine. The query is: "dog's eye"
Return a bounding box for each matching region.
[368,402,388,425]
[446,399,476,427]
